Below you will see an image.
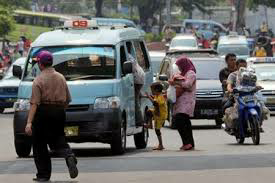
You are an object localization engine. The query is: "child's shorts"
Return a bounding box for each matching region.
[154,119,165,130]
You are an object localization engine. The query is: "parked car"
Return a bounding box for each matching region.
[157,49,225,128]
[249,58,275,113]
[168,34,199,51]
[0,57,25,113]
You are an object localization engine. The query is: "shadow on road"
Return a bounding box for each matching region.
[47,181,78,183]
[163,125,221,130]
[18,147,152,159]
[71,147,151,158]
[226,142,271,146]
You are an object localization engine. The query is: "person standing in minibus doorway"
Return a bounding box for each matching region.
[24,51,78,182]
[126,42,145,126]
[169,56,197,151]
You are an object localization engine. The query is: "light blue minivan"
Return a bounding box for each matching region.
[12,20,153,157]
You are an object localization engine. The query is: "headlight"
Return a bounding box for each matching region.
[14,99,30,111]
[94,97,120,109]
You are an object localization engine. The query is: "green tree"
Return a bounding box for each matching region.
[59,2,82,14]
[175,0,222,19]
[128,0,164,29]
[95,0,104,17]
[0,6,15,51]
[234,0,247,31]
[0,0,31,9]
[85,0,104,17]
[248,0,275,8]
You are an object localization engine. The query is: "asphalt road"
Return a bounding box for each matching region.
[0,109,275,183]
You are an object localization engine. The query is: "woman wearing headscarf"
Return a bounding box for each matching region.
[169,56,196,151]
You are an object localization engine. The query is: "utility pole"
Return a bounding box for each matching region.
[166,0,171,25]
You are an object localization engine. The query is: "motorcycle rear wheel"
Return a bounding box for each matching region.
[250,116,260,145]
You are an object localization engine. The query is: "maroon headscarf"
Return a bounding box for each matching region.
[175,56,196,76]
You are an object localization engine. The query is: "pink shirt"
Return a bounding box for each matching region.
[173,70,196,117]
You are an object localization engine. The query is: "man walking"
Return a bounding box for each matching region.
[25,50,78,182]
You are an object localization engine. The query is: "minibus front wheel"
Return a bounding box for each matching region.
[110,115,126,155]
[134,109,149,149]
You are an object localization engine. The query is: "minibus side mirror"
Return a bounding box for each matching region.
[13,65,22,79]
[123,61,133,75]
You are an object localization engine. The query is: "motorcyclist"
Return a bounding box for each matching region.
[164,25,175,43]
[219,53,237,93]
[227,59,262,93]
[260,21,268,36]
[227,59,248,93]
[226,59,266,132]
[219,53,237,114]
[253,45,267,57]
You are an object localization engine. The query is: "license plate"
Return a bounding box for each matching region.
[266,97,275,104]
[200,109,218,116]
[64,126,79,136]
[6,98,17,102]
[242,95,254,103]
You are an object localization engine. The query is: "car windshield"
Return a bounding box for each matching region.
[254,65,275,81]
[170,38,197,48]
[23,46,116,81]
[218,45,249,56]
[193,60,225,80]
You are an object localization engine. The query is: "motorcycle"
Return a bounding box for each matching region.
[223,68,265,145]
[231,87,262,145]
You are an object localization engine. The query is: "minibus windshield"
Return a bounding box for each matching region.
[23,46,116,81]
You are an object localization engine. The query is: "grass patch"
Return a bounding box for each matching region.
[7,24,51,42]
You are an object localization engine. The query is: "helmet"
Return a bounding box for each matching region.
[36,50,53,66]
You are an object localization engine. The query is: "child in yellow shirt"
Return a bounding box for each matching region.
[145,82,168,150]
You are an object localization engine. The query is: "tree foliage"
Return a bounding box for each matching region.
[0,0,31,9]
[175,0,223,18]
[0,6,15,38]
[248,0,275,8]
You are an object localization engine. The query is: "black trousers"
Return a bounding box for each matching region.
[222,96,234,114]
[32,105,74,179]
[174,113,195,147]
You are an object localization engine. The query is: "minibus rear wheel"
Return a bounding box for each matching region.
[14,136,32,158]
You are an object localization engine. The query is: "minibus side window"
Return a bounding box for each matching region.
[120,44,127,76]
[139,41,150,70]
[126,41,136,60]
[133,41,147,71]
